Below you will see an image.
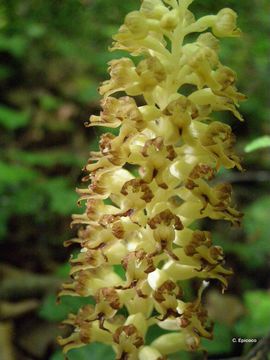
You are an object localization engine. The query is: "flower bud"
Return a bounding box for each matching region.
[213,8,241,37]
[160,9,179,31]
[125,11,149,39]
[151,332,200,354]
[139,346,165,360]
[136,56,166,91]
[141,1,168,20]
[197,32,220,51]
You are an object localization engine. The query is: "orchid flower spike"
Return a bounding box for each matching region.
[59,1,245,359]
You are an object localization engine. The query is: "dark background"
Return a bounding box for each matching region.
[0,0,269,359]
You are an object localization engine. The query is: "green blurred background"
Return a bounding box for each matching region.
[0,0,269,359]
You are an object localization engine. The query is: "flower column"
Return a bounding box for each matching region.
[58,0,245,359]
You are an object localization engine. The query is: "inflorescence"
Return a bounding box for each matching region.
[58,1,245,359]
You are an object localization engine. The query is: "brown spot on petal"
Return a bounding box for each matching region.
[185,179,198,190]
[112,221,125,239]
[121,179,154,203]
[179,316,191,328]
[95,287,121,310]
[148,209,183,230]
[189,164,215,181]
[79,326,91,344]
[113,325,144,348]
[166,145,177,160]
[142,137,163,157]
[153,280,177,303]
[158,182,168,189]
[99,133,115,154]
[99,209,134,227]
[122,250,155,274]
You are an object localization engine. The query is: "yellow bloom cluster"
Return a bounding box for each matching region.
[58,1,245,359]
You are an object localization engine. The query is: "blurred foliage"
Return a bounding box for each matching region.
[39,294,93,323]
[245,136,270,153]
[235,291,270,338]
[216,197,270,269]
[50,344,115,360]
[0,0,269,359]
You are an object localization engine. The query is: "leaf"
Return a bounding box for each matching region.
[245,136,270,153]
[68,343,115,360]
[0,105,30,130]
[76,82,99,104]
[235,290,270,337]
[0,34,28,57]
[9,149,83,168]
[113,265,126,280]
[145,325,168,344]
[55,263,71,279]
[39,94,62,111]
[50,343,115,360]
[216,197,270,268]
[26,23,46,38]
[0,161,38,186]
[169,351,192,360]
[202,322,232,355]
[39,294,94,322]
[9,184,44,215]
[44,177,78,215]
[50,351,63,360]
[242,197,270,268]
